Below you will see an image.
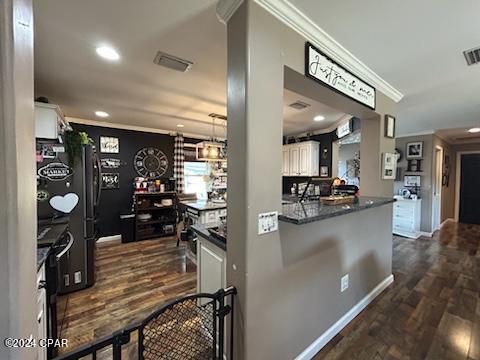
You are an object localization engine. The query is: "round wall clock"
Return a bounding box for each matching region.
[134,147,168,178]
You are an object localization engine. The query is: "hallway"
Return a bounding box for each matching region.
[315,221,480,359]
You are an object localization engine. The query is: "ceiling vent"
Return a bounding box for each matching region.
[208,113,227,121]
[289,101,310,110]
[463,46,480,66]
[153,51,193,72]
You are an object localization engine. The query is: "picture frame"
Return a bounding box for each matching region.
[406,141,423,159]
[404,175,421,187]
[442,154,450,187]
[407,159,422,172]
[320,166,329,177]
[100,136,119,153]
[382,152,397,180]
[384,114,396,138]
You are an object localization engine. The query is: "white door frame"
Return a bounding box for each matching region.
[431,146,443,231]
[455,150,480,222]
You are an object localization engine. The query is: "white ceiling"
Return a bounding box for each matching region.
[34,0,227,137]
[283,89,347,136]
[435,127,480,145]
[35,0,480,139]
[289,0,480,136]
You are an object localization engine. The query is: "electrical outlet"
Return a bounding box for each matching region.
[74,271,82,284]
[63,274,70,287]
[341,274,349,292]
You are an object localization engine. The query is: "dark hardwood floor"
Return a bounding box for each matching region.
[57,237,196,354]
[314,221,480,360]
[57,222,479,359]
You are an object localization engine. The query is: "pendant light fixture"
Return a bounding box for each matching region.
[196,114,227,161]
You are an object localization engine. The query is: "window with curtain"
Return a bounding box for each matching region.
[184,162,211,200]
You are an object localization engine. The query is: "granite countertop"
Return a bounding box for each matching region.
[36,221,69,271]
[37,247,50,271]
[181,200,227,211]
[279,196,396,225]
[37,223,69,247]
[192,223,227,251]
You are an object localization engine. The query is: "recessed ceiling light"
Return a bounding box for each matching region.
[95,111,109,118]
[314,115,325,122]
[177,124,185,128]
[468,127,480,133]
[96,46,120,61]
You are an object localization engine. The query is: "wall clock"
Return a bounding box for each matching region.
[134,147,168,178]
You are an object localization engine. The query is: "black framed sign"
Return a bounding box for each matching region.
[101,173,120,189]
[305,42,376,110]
[100,158,123,169]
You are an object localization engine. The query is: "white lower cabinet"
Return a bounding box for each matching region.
[37,264,47,360]
[197,238,226,295]
[392,199,422,239]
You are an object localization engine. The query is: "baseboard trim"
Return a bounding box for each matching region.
[419,231,433,237]
[440,218,454,227]
[97,235,122,243]
[295,274,394,360]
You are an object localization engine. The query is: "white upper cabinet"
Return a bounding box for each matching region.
[35,102,69,139]
[283,141,319,177]
[282,147,290,176]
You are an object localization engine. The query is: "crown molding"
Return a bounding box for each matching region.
[216,0,244,24]
[66,117,210,140]
[396,130,435,138]
[253,0,404,103]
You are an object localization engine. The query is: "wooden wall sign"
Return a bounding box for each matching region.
[305,42,376,109]
[101,173,120,189]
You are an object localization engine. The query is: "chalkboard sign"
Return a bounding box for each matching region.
[101,173,120,189]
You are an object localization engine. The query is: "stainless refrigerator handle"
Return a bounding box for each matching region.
[56,231,74,261]
[95,153,102,205]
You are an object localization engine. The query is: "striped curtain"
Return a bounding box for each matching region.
[174,135,185,193]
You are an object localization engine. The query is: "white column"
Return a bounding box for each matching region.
[0,0,37,359]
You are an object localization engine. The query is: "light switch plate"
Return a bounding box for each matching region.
[258,211,279,235]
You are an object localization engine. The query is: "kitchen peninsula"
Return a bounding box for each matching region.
[279,197,395,224]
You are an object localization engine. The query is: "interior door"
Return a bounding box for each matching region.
[432,147,443,230]
[459,154,480,224]
[289,146,299,176]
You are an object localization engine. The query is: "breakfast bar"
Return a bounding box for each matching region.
[279,197,396,225]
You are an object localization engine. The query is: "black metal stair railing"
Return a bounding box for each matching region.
[52,286,237,360]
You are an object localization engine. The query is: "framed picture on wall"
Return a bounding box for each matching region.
[320,166,329,177]
[406,141,423,159]
[384,114,396,138]
[382,152,397,179]
[100,136,119,153]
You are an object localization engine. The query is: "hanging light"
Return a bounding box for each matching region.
[196,114,227,161]
[209,147,219,158]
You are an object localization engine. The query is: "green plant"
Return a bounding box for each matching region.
[65,130,92,167]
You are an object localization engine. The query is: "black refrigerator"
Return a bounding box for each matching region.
[37,143,101,294]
